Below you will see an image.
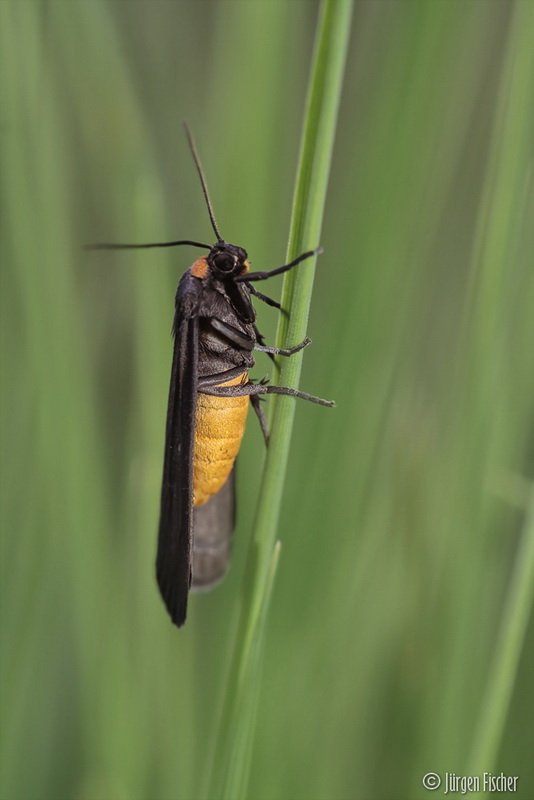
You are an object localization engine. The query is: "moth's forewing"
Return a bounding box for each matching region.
[156,302,198,627]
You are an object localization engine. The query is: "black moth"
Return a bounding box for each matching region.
[87,124,334,627]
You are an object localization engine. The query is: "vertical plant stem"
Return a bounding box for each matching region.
[206,1,353,798]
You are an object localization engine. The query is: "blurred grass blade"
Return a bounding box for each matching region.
[468,489,534,777]
[465,2,534,777]
[206,2,353,798]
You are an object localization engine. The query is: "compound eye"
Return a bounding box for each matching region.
[213,253,235,272]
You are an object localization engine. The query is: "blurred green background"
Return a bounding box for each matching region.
[1,1,533,799]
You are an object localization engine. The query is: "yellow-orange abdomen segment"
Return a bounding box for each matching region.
[193,375,249,507]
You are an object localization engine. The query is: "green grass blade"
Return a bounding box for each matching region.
[466,2,534,777]
[468,489,534,778]
[242,0,353,685]
[206,2,353,797]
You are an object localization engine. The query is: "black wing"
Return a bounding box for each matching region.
[156,309,198,627]
[192,468,236,591]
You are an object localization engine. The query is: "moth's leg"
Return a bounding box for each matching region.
[254,338,311,357]
[207,318,309,358]
[235,248,322,283]
[250,395,269,445]
[201,380,335,407]
[247,284,282,310]
[197,366,248,389]
[253,324,275,364]
[208,318,255,350]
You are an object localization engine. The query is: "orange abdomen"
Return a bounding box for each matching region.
[193,375,249,507]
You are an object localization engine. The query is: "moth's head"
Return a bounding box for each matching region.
[207,242,249,278]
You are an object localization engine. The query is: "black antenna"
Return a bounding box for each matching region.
[84,240,211,251]
[184,121,223,242]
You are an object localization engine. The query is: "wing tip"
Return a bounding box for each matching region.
[156,561,190,628]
